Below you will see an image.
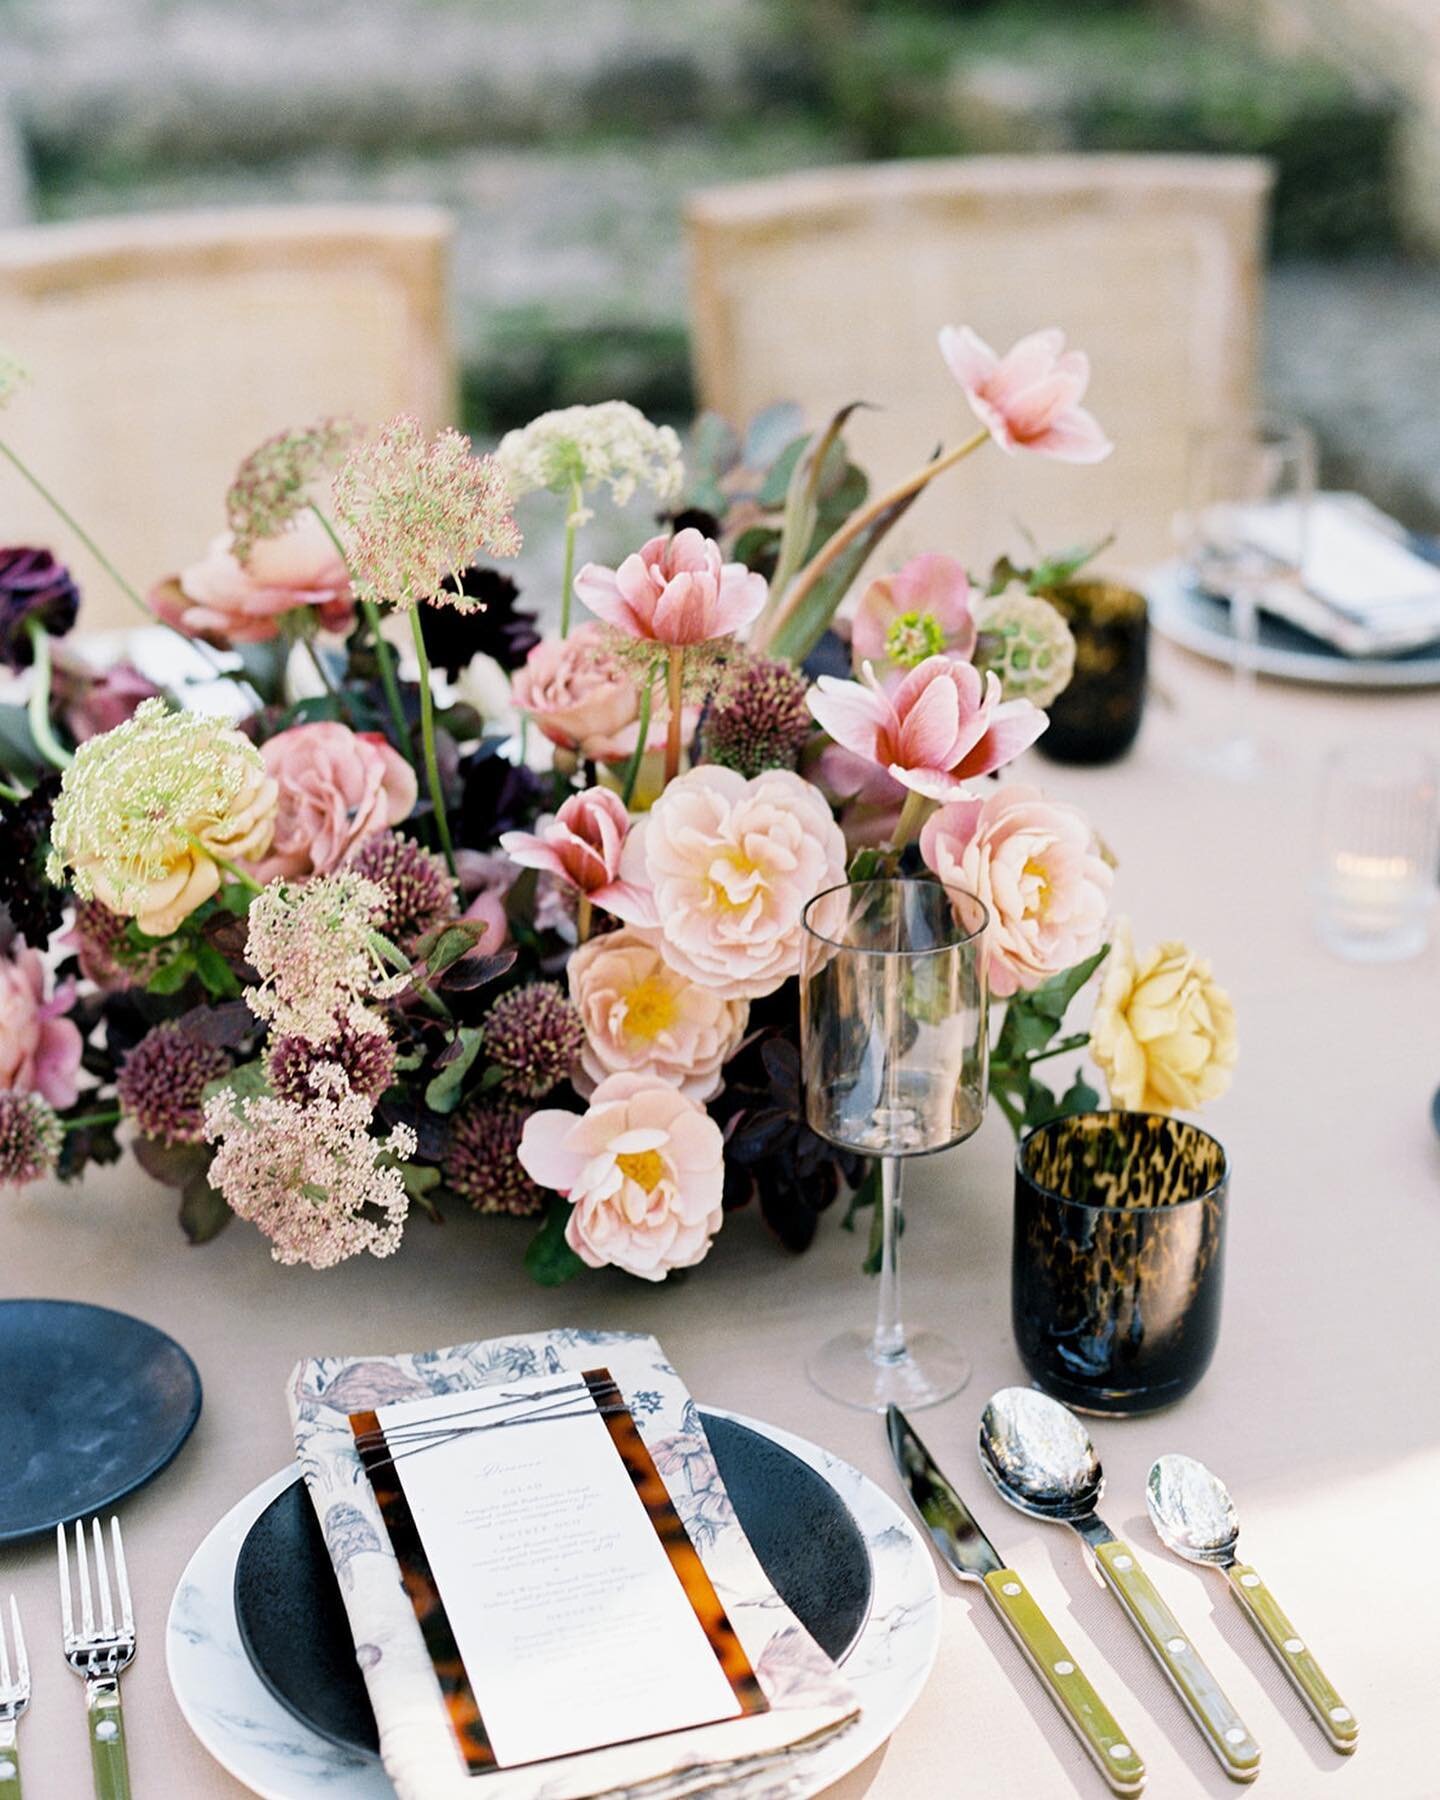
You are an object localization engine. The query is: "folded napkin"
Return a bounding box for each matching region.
[289,1330,860,1800]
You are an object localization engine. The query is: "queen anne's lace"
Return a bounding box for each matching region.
[244,872,408,1041]
[204,1067,415,1267]
[333,415,521,608]
[226,417,361,563]
[497,402,683,526]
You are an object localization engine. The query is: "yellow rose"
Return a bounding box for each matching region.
[1089,922,1236,1113]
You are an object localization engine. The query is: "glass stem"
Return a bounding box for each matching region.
[872,1155,907,1365]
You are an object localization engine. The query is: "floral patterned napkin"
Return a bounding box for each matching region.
[288,1329,860,1799]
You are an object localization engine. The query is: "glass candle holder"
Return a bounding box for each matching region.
[1314,742,1439,963]
[1012,1111,1229,1415]
[1036,577,1148,766]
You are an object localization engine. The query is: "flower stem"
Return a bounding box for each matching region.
[558,480,583,637]
[183,834,263,895]
[757,427,990,654]
[890,788,932,853]
[62,1109,121,1133]
[1013,1032,1092,1068]
[663,647,685,787]
[619,677,653,809]
[307,504,411,753]
[576,894,593,943]
[24,619,73,770]
[0,774,29,804]
[303,633,341,703]
[0,436,156,622]
[410,607,458,879]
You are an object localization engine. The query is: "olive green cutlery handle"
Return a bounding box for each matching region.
[0,1725,20,1799]
[1094,1540,1261,1783]
[1225,1562,1357,1752]
[983,1569,1146,1794]
[86,1678,131,1800]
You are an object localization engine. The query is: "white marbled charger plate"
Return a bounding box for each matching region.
[166,1407,942,1800]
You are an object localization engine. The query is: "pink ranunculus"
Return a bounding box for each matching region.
[939,326,1113,464]
[807,655,1047,803]
[60,663,164,744]
[498,787,647,915]
[851,553,977,677]
[248,722,417,883]
[574,528,767,647]
[151,510,355,646]
[567,927,749,1101]
[518,1071,726,1280]
[920,786,1111,997]
[0,947,82,1109]
[610,766,848,1000]
[511,625,643,759]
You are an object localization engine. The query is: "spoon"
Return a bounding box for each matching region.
[979,1388,1261,1784]
[1147,1454,1358,1753]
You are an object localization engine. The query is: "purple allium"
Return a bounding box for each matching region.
[0,1093,63,1186]
[267,1021,396,1106]
[0,547,80,670]
[444,1101,545,1216]
[483,983,583,1098]
[116,1024,231,1145]
[349,830,457,952]
[702,657,813,777]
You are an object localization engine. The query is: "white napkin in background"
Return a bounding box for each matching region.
[289,1330,860,1800]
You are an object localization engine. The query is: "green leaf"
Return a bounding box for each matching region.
[1030,532,1116,591]
[524,1196,586,1286]
[192,942,240,999]
[992,946,1110,1067]
[146,951,197,996]
[847,846,886,883]
[1023,945,1111,1025]
[478,1063,508,1093]
[742,402,803,474]
[424,1026,485,1114]
[769,404,866,603]
[1022,1079,1060,1129]
[419,921,492,977]
[840,1159,879,1234]
[1056,1072,1102,1118]
[179,1171,231,1244]
[201,1060,270,1109]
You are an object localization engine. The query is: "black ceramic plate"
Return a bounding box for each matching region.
[0,1298,202,1543]
[234,1410,872,1759]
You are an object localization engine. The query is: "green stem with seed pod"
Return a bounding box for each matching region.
[24,619,73,771]
[558,478,584,638]
[409,608,458,879]
[618,676,654,810]
[0,774,28,804]
[63,1110,121,1133]
[308,504,410,754]
[663,647,685,787]
[0,437,155,623]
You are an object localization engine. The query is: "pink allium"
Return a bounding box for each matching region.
[116,1023,231,1145]
[0,1093,62,1187]
[499,787,645,916]
[807,655,1046,803]
[0,946,82,1110]
[851,553,977,677]
[204,1067,415,1268]
[574,528,767,647]
[518,1071,726,1280]
[567,926,748,1101]
[61,662,164,744]
[348,830,457,953]
[248,722,417,883]
[920,786,1111,998]
[611,766,847,1001]
[152,510,355,645]
[332,415,521,609]
[939,326,1112,464]
[511,625,645,761]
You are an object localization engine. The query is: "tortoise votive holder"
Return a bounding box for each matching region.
[1013,1110,1228,1415]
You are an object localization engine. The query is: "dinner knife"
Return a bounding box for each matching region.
[887,1405,1146,1796]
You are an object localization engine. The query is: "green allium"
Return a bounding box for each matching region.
[971,587,1077,708]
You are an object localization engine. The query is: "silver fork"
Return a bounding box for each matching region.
[0,1595,30,1798]
[57,1519,135,1800]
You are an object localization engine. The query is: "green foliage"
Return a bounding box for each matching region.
[424,1025,485,1114]
[179,1171,231,1244]
[525,1196,586,1286]
[989,946,1110,1138]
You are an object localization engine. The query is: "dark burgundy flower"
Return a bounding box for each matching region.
[0,548,80,669]
[457,746,542,848]
[0,774,64,948]
[430,566,540,676]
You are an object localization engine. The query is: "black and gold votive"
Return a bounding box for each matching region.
[1037,578,1148,765]
[1013,1110,1228,1415]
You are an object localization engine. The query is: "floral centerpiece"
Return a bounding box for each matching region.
[0,328,1237,1280]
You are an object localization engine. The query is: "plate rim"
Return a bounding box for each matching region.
[168,1404,941,1800]
[0,1296,203,1544]
[230,1405,877,1761]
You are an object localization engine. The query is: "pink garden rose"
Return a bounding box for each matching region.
[851,553,976,676]
[248,722,417,883]
[610,765,847,1000]
[939,326,1112,464]
[567,927,749,1101]
[518,1071,726,1280]
[499,787,647,915]
[574,528,767,646]
[152,509,355,645]
[920,786,1111,997]
[512,625,644,759]
[808,655,1046,802]
[0,947,82,1109]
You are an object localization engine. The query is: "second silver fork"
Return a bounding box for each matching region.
[0,1596,29,1798]
[57,1518,136,1800]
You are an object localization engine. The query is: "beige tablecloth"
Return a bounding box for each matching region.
[4,640,1439,1800]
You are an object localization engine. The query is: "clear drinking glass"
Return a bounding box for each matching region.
[1315,742,1439,962]
[800,877,988,1411]
[1180,416,1316,778]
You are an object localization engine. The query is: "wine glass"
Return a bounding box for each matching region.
[1180,415,1315,778]
[800,877,988,1411]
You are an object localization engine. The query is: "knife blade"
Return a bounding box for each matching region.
[887,1406,1146,1795]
